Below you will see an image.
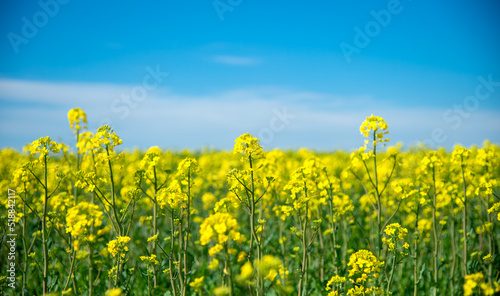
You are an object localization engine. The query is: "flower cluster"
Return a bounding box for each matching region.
[463,272,500,296]
[157,180,185,209]
[139,254,159,265]
[451,145,470,166]
[236,262,253,284]
[329,193,354,222]
[66,202,103,250]
[420,151,443,174]
[67,108,87,132]
[325,275,346,296]
[255,255,282,281]
[477,142,498,169]
[189,276,204,293]
[140,146,163,170]
[488,202,500,221]
[25,136,62,163]
[383,223,409,254]
[284,162,319,210]
[234,133,264,162]
[359,114,390,145]
[350,115,389,164]
[347,250,383,295]
[91,125,123,151]
[176,157,201,180]
[107,236,131,258]
[199,212,245,255]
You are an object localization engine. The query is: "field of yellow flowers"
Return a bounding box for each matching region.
[1,109,499,296]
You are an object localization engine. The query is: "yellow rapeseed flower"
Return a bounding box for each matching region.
[68,108,87,132]
[234,133,264,161]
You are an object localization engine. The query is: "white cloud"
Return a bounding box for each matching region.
[212,55,262,66]
[0,78,499,150]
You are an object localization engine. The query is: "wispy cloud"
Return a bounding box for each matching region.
[1,78,498,150]
[212,55,262,66]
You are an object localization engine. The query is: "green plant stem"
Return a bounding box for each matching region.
[42,154,49,295]
[316,209,325,282]
[63,250,77,291]
[486,193,493,284]
[461,161,467,276]
[326,176,339,273]
[178,211,185,294]
[431,166,439,285]
[386,253,397,294]
[106,146,121,236]
[152,166,158,289]
[414,204,419,296]
[114,253,122,288]
[450,201,456,294]
[373,133,381,258]
[74,129,80,204]
[169,211,178,295]
[147,268,151,296]
[22,186,28,296]
[182,167,192,296]
[248,155,262,295]
[298,182,309,296]
[224,243,234,296]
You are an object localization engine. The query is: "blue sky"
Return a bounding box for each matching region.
[1,0,499,151]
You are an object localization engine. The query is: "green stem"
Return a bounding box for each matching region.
[182,167,192,296]
[106,146,121,236]
[414,204,419,296]
[42,154,49,295]
[450,200,456,295]
[169,211,178,295]
[225,243,234,296]
[248,155,262,295]
[63,250,77,291]
[431,166,439,285]
[386,253,397,294]
[298,182,309,296]
[152,166,158,288]
[22,186,28,296]
[373,133,381,258]
[461,161,467,276]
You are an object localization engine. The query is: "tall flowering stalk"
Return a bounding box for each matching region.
[80,125,123,236]
[75,125,136,288]
[67,108,94,294]
[65,202,103,293]
[284,160,321,296]
[477,144,499,285]
[176,157,201,295]
[199,212,245,296]
[68,108,87,202]
[451,146,470,276]
[420,151,443,286]
[138,146,169,289]
[229,133,270,295]
[350,115,398,258]
[24,137,63,295]
[382,223,409,294]
[107,236,131,287]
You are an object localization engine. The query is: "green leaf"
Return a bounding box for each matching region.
[416,263,426,284]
